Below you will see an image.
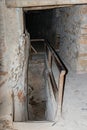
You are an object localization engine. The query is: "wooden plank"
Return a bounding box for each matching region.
[30,39,44,42]
[49,72,58,93]
[48,51,52,69]
[31,45,37,54]
[45,40,65,72]
[45,39,66,120]
[57,71,66,116]
[6,0,87,8]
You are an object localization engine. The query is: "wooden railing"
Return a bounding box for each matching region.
[45,40,66,118]
[30,39,66,119]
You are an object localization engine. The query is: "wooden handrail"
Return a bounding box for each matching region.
[30,38,66,118]
[45,39,65,72]
[44,39,66,118]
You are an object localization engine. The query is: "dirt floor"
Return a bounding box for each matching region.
[28,57,46,121]
[14,71,87,130]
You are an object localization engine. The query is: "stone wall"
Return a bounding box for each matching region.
[77,5,87,72]
[55,6,87,73]
[0,1,29,128]
[0,0,13,127]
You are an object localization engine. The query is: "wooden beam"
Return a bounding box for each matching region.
[24,5,73,11]
[31,45,37,54]
[6,0,87,8]
[30,39,44,42]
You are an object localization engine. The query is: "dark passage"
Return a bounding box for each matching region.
[25,9,54,121]
[24,9,66,121]
[28,54,46,121]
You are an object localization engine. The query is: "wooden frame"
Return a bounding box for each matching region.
[30,39,66,120]
[45,40,66,118]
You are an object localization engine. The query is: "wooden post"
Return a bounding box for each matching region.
[48,51,52,69]
[57,71,66,117]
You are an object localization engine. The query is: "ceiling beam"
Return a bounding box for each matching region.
[6,0,87,8]
[24,5,74,11]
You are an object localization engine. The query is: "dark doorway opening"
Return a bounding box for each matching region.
[24,9,66,121]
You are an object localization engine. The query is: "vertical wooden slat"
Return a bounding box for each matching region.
[57,71,65,116]
[48,51,52,69]
[45,40,66,121]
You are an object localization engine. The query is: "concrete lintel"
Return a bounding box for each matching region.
[5,0,87,8]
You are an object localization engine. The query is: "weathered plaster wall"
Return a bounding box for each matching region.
[77,5,87,72]
[55,6,87,73]
[56,6,81,72]
[0,0,13,128]
[0,0,29,128]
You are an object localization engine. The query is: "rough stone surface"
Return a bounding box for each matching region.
[0,0,13,128]
[0,0,29,129]
[55,6,87,73]
[77,5,87,72]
